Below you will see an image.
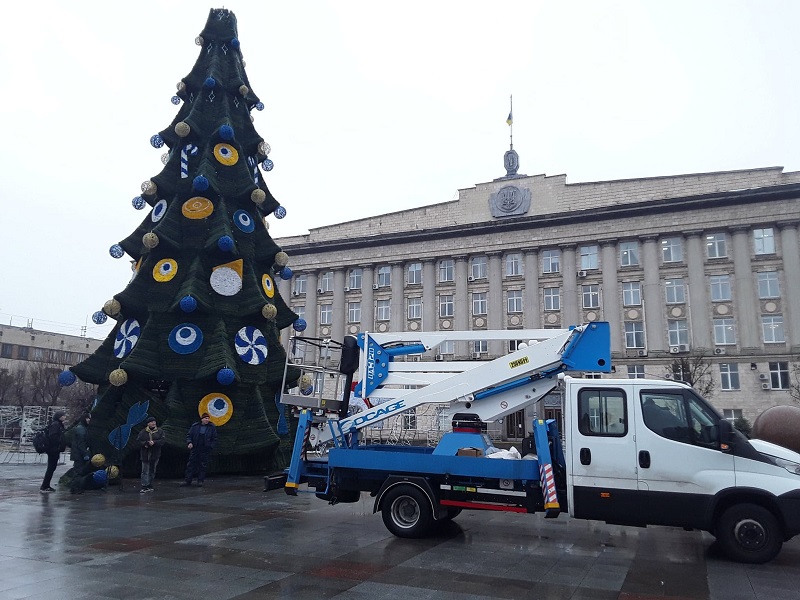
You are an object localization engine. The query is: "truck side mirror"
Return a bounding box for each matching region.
[718,419,734,452]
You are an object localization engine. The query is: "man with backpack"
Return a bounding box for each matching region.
[39,411,67,493]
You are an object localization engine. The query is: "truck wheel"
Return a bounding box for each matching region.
[381,485,433,538]
[716,503,783,564]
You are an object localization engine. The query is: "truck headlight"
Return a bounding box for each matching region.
[772,456,800,476]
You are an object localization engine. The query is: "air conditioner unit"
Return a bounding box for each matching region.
[669,346,680,354]
[664,373,673,379]
[372,284,379,290]
[344,287,350,292]
[291,291,299,296]
[637,350,648,357]
[714,347,726,355]
[759,373,769,381]
[578,270,588,278]
[467,276,475,282]
[472,352,482,359]
[317,288,324,294]
[679,344,690,352]
[761,382,771,390]
[434,354,444,361]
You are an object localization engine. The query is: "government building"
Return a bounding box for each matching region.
[274,148,800,442]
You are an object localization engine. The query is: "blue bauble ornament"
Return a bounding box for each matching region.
[274,206,286,219]
[92,469,108,484]
[179,295,197,313]
[219,124,234,140]
[92,311,108,324]
[204,76,216,89]
[170,95,181,105]
[262,158,274,171]
[293,318,307,332]
[280,266,293,280]
[193,175,209,191]
[58,370,77,386]
[217,368,235,385]
[231,37,240,49]
[132,196,146,210]
[255,102,264,111]
[109,244,124,259]
[150,134,164,148]
[217,235,234,252]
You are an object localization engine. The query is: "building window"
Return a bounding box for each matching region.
[293,274,307,295]
[439,259,454,282]
[622,282,641,306]
[376,299,390,322]
[719,364,740,391]
[407,297,422,320]
[507,290,523,314]
[348,268,362,290]
[440,340,454,355]
[407,262,422,285]
[377,266,391,288]
[0,344,12,359]
[319,304,332,325]
[509,340,526,352]
[624,322,645,348]
[757,271,780,299]
[713,317,736,345]
[619,241,639,267]
[402,407,418,430]
[505,253,522,276]
[294,305,305,321]
[754,228,775,255]
[471,256,487,280]
[710,275,731,302]
[768,361,789,389]
[17,346,28,360]
[48,349,61,363]
[661,237,683,262]
[706,232,727,259]
[762,315,785,343]
[628,364,645,379]
[723,408,743,421]
[348,302,361,323]
[319,271,333,293]
[543,287,560,311]
[541,249,560,274]
[472,340,488,355]
[582,284,600,309]
[667,319,689,346]
[665,278,686,304]
[439,294,454,317]
[580,245,599,270]
[472,292,487,316]
[32,348,45,361]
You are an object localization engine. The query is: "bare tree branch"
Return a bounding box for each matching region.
[666,351,716,398]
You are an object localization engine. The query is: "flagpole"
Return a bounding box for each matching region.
[509,95,513,150]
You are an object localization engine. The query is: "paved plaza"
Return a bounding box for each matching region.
[0,461,798,600]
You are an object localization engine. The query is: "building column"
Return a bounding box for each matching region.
[331,269,346,343]
[303,271,318,361]
[278,277,292,347]
[732,227,759,351]
[600,240,623,353]
[422,260,436,332]
[523,248,540,329]
[487,252,503,355]
[560,245,578,326]
[641,236,664,352]
[390,262,404,332]
[360,265,374,333]
[454,255,469,357]
[778,221,800,351]
[685,231,711,350]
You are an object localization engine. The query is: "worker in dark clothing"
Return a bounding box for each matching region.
[69,413,92,494]
[39,411,67,493]
[180,413,217,487]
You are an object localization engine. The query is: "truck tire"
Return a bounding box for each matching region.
[381,485,433,538]
[716,503,783,564]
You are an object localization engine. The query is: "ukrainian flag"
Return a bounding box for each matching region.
[506,111,513,126]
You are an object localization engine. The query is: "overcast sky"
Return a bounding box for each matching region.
[2,0,798,340]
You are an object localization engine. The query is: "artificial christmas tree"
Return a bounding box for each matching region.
[60,8,301,477]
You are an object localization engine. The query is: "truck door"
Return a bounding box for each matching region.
[568,383,642,524]
[633,386,735,529]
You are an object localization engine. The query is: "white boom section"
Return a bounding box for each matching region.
[314,327,580,445]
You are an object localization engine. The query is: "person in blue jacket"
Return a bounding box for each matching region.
[180,413,217,487]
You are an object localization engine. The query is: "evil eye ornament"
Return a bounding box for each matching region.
[235,326,268,365]
[92,311,108,325]
[114,318,141,358]
[182,197,214,219]
[109,244,124,259]
[168,323,203,355]
[214,143,239,166]
[132,196,146,210]
[233,210,254,233]
[151,199,167,222]
[199,392,233,426]
[153,258,178,282]
[261,274,275,298]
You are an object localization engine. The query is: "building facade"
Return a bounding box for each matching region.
[274,162,800,440]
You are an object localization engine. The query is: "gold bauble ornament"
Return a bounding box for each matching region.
[195,36,204,46]
[299,374,313,388]
[274,252,289,267]
[175,121,191,137]
[142,232,160,249]
[102,299,121,317]
[176,81,186,91]
[107,465,120,479]
[91,453,106,467]
[109,368,128,386]
[251,189,266,205]
[239,84,249,96]
[258,141,270,156]
[261,304,277,320]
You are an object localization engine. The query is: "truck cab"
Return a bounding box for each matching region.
[562,375,800,563]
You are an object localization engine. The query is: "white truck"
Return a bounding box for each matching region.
[276,322,800,563]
